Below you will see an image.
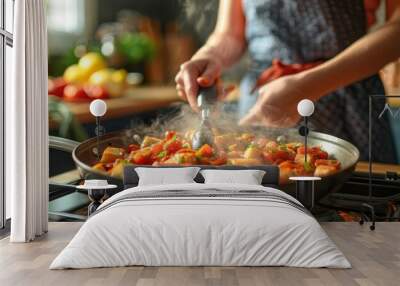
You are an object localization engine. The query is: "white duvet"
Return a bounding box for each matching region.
[50,183,350,269]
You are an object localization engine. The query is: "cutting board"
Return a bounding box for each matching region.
[64,86,181,124]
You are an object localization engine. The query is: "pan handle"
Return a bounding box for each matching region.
[49,136,80,153]
[49,137,82,199]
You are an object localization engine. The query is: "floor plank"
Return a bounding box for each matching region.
[0,222,399,286]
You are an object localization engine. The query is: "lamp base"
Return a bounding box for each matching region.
[289,177,321,210]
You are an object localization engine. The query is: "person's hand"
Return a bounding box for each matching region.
[239,74,318,127]
[175,57,230,112]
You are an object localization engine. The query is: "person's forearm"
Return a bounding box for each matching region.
[191,0,246,69]
[303,11,400,100]
[192,32,246,69]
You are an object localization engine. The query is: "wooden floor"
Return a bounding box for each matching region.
[0,222,399,286]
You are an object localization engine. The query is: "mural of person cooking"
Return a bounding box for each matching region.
[175,0,400,163]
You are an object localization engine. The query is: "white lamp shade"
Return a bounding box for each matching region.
[297,99,315,117]
[90,99,107,117]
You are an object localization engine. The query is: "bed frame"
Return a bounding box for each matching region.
[123,165,280,189]
[86,166,280,215]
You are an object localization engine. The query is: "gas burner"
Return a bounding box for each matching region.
[318,170,400,223]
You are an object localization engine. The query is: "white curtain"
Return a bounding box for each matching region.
[7,0,48,242]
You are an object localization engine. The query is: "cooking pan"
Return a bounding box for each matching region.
[50,128,359,202]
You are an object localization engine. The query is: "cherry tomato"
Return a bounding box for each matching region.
[316,150,329,160]
[48,77,67,97]
[164,139,182,154]
[165,131,176,140]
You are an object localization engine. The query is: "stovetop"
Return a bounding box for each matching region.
[49,166,400,222]
[319,170,400,221]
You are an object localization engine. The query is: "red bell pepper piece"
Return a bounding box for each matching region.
[164,139,183,154]
[132,149,153,165]
[196,144,214,158]
[165,131,177,141]
[150,142,164,156]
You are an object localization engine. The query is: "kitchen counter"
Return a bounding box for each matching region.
[355,161,400,174]
[66,86,181,123]
[51,86,181,127]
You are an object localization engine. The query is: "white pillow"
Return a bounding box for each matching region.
[135,167,200,186]
[200,169,266,185]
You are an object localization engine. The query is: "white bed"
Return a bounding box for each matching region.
[50,183,350,269]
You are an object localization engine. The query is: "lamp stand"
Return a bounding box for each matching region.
[94,116,105,161]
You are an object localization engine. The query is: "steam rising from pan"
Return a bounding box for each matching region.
[126,0,295,139]
[180,0,219,42]
[124,103,295,143]
[124,103,234,139]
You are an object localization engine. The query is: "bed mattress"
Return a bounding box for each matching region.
[50,183,350,269]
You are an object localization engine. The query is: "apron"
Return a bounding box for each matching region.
[240,0,396,163]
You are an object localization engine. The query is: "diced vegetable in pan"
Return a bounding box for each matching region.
[100,147,125,163]
[93,130,341,184]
